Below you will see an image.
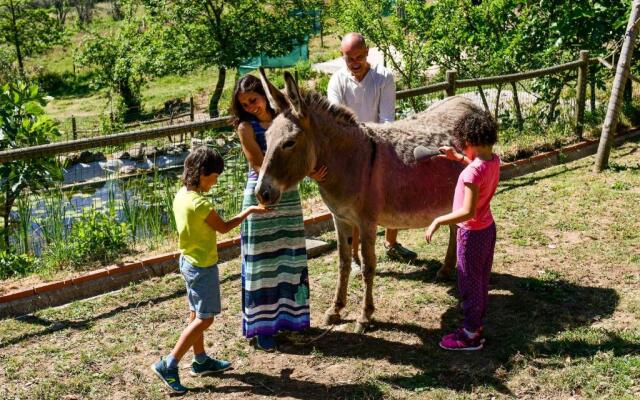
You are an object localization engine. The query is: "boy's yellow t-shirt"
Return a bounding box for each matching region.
[173,187,218,267]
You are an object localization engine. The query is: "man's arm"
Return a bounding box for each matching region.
[327,73,344,105]
[378,72,396,123]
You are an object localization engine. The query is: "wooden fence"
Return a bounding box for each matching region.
[0,51,599,164]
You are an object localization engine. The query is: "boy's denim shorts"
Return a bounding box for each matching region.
[179,255,221,319]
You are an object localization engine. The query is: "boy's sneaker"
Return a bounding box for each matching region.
[190,357,232,377]
[439,328,484,351]
[151,358,188,394]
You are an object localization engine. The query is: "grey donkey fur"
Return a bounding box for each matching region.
[254,68,493,333]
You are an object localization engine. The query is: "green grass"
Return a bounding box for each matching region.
[0,139,638,399]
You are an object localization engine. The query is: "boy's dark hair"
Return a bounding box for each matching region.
[452,110,498,149]
[230,74,276,127]
[181,146,224,188]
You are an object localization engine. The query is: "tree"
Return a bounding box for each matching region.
[144,0,315,117]
[0,82,63,250]
[595,0,640,172]
[73,0,95,26]
[0,0,63,77]
[76,5,163,113]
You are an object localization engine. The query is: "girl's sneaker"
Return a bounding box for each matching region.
[439,328,484,351]
[190,357,231,377]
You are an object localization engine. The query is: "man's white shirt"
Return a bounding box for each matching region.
[327,63,396,123]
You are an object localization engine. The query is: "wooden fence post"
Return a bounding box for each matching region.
[595,0,640,172]
[189,96,195,122]
[446,70,457,97]
[71,116,78,140]
[575,50,589,140]
[510,82,524,130]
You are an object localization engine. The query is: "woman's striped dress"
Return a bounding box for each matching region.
[241,119,310,338]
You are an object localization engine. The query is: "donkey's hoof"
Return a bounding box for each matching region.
[354,320,369,334]
[436,267,455,281]
[324,312,341,325]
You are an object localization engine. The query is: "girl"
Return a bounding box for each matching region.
[231,74,326,351]
[422,113,499,351]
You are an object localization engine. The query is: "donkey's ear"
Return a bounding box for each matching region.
[258,67,288,113]
[284,72,306,118]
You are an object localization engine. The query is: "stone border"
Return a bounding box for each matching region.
[1,129,638,318]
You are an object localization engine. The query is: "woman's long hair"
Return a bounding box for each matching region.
[230,74,276,127]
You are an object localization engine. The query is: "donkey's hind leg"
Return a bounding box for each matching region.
[355,222,377,333]
[324,217,353,325]
[437,224,457,280]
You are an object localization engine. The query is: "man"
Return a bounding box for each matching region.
[327,32,417,270]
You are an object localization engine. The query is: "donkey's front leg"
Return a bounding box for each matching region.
[355,222,377,333]
[323,217,353,325]
[437,224,457,280]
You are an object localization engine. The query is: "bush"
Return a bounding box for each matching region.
[44,209,130,269]
[70,209,129,265]
[0,251,36,280]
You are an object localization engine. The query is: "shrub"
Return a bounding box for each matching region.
[0,251,36,280]
[69,209,129,265]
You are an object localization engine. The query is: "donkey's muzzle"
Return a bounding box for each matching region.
[255,175,282,206]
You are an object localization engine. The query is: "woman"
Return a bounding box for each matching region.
[231,74,326,351]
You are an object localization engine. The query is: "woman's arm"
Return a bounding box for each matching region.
[425,183,478,242]
[205,205,267,234]
[237,122,264,173]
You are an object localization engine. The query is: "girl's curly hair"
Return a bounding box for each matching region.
[452,109,498,149]
[181,146,224,189]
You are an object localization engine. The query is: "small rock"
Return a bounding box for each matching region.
[119,165,137,175]
[216,138,226,148]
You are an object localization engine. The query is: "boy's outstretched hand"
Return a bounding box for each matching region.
[309,165,328,182]
[248,204,270,214]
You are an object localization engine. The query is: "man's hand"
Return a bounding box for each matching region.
[247,204,270,214]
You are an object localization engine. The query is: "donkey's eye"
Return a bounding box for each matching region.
[282,140,296,150]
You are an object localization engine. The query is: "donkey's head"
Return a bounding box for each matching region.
[255,68,317,205]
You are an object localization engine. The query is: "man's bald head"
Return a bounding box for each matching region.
[340,32,370,81]
[340,32,367,53]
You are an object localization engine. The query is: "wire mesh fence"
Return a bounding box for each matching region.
[2,51,639,275]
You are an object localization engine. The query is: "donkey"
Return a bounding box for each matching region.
[255,69,493,333]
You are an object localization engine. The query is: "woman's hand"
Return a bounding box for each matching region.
[425,220,440,243]
[309,165,328,182]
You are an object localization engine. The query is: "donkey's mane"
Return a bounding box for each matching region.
[303,90,359,127]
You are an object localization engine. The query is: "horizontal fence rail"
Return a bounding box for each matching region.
[0,52,602,164]
[0,117,232,163]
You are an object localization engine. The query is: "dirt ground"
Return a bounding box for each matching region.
[0,141,639,399]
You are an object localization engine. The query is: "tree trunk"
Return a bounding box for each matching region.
[8,0,24,78]
[595,0,640,172]
[589,70,596,113]
[111,0,123,21]
[510,81,523,130]
[209,67,226,118]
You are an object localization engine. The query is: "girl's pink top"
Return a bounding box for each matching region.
[452,154,500,230]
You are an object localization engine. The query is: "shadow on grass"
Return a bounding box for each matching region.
[0,288,185,349]
[191,371,385,399]
[279,271,628,396]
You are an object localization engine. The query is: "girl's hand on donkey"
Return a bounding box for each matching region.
[438,146,463,162]
[309,165,328,182]
[425,220,440,243]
